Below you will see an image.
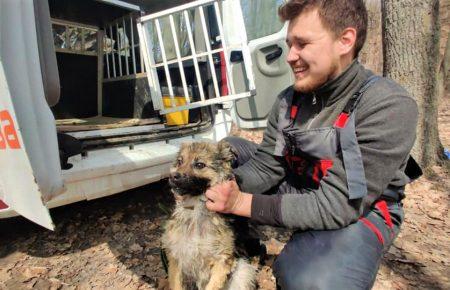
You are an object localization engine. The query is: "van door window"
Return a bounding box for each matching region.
[241,0,284,41]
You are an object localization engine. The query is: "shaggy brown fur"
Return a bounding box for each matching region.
[162,141,256,290]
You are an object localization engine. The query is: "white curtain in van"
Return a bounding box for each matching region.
[150,12,193,64]
[222,0,248,47]
[241,0,285,41]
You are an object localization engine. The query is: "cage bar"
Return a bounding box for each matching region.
[140,0,217,22]
[130,15,137,74]
[183,10,205,102]
[199,6,220,99]
[213,2,235,95]
[109,25,117,77]
[122,18,130,75]
[116,22,123,76]
[137,20,163,110]
[155,18,176,107]
[104,34,110,78]
[168,14,190,104]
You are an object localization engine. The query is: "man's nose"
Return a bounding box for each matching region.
[286,46,299,64]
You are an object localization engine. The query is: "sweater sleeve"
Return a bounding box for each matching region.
[233,93,287,195]
[251,81,418,230]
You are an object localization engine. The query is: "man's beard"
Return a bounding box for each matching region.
[293,74,328,93]
[293,62,338,93]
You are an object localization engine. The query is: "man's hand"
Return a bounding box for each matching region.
[205,180,252,217]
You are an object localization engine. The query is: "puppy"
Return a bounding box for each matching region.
[162,141,256,290]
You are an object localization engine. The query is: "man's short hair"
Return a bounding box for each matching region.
[279,0,368,57]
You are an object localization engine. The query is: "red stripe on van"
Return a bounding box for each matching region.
[0,199,8,210]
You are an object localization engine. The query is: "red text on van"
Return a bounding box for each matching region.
[0,110,21,149]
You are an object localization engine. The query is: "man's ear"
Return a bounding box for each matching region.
[338,27,357,56]
[217,140,235,162]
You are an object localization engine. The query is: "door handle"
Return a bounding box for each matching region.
[265,46,283,62]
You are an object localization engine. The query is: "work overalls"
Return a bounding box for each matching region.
[225,75,422,290]
[275,75,399,243]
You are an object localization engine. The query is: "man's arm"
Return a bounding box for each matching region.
[252,84,418,229]
[207,82,418,231]
[231,91,288,194]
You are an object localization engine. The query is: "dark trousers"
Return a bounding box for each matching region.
[224,136,404,290]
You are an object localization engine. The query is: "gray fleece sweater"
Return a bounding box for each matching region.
[233,61,418,230]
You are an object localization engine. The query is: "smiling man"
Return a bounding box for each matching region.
[205,0,421,289]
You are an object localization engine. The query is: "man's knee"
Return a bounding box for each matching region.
[272,228,376,290]
[273,251,323,290]
[274,255,339,290]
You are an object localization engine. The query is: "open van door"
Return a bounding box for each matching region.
[138,0,290,129]
[0,0,65,230]
[137,0,256,117]
[228,0,292,129]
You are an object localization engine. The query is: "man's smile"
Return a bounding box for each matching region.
[293,65,309,78]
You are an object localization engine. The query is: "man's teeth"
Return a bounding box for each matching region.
[295,67,307,73]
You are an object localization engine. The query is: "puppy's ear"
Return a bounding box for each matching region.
[174,142,190,164]
[217,140,235,163]
[178,142,191,153]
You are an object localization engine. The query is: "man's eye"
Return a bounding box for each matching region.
[194,162,206,169]
[297,42,307,49]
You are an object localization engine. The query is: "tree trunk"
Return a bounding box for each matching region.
[382,0,442,168]
[359,0,383,74]
[439,0,450,96]
[440,31,450,98]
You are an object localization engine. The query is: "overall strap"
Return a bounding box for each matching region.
[344,75,381,114]
[289,93,302,122]
[274,89,295,157]
[335,75,382,129]
[337,75,381,200]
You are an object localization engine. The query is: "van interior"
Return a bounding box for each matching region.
[40,0,223,154]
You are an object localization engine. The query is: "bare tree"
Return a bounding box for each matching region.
[438,1,449,97]
[382,0,443,168]
[359,0,383,74]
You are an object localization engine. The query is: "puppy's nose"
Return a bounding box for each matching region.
[172,172,182,181]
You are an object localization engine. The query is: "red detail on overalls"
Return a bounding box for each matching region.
[334,113,349,128]
[360,200,395,244]
[0,199,8,210]
[219,51,228,96]
[360,217,385,245]
[285,101,335,184]
[312,160,334,184]
[290,105,299,120]
[375,200,394,237]
[286,155,308,175]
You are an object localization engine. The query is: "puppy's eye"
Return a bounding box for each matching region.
[176,157,183,166]
[194,162,206,169]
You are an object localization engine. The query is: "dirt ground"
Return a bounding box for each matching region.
[0,96,449,290]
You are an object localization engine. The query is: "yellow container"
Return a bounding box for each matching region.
[162,96,189,126]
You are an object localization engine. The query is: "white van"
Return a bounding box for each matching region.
[0,0,291,230]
